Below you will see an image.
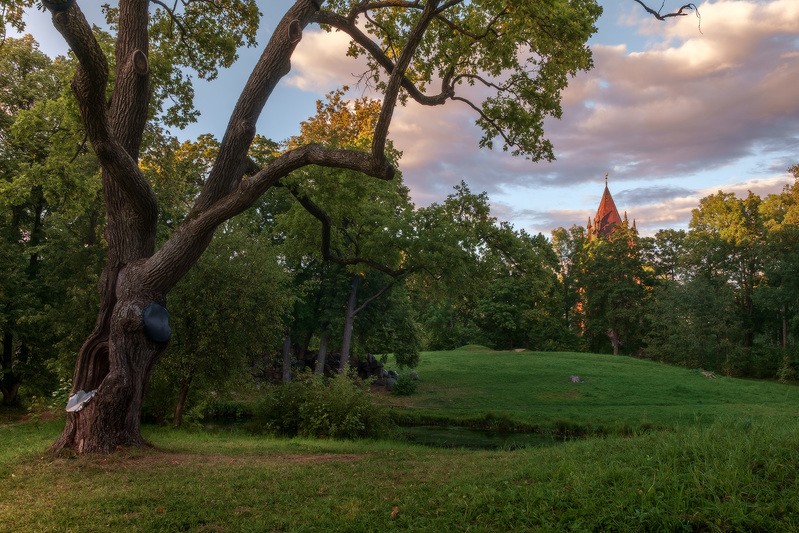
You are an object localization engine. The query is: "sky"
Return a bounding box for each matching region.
[15,1,799,237]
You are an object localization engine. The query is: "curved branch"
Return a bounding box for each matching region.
[143,143,394,293]
[286,187,410,278]
[348,0,423,21]
[190,0,323,217]
[313,10,453,106]
[450,95,515,152]
[633,1,699,21]
[48,2,157,225]
[370,0,439,163]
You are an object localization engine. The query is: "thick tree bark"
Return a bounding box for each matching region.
[52,263,168,453]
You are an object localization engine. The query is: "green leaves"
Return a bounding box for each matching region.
[324,0,600,158]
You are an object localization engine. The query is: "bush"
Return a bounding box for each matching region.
[251,372,389,439]
[777,354,797,384]
[186,398,254,425]
[391,370,418,396]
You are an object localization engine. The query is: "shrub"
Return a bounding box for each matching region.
[391,370,418,396]
[777,354,797,384]
[251,372,389,439]
[186,398,254,425]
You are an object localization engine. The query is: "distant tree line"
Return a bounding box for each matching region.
[551,170,799,380]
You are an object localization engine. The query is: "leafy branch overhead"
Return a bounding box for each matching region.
[317,0,601,159]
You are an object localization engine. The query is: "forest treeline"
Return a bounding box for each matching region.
[2,35,797,420]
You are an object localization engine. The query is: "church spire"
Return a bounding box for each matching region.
[589,173,623,240]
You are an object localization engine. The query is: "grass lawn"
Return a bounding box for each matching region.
[382,349,799,433]
[2,349,798,531]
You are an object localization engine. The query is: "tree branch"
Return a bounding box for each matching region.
[285,186,409,279]
[371,0,440,164]
[142,142,394,293]
[190,0,324,218]
[313,10,453,106]
[353,277,401,315]
[48,2,158,227]
[633,1,699,21]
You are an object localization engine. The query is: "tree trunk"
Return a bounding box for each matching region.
[339,275,360,372]
[608,329,621,355]
[1,331,21,406]
[51,264,168,454]
[315,328,330,375]
[173,374,193,428]
[782,305,788,349]
[281,333,292,383]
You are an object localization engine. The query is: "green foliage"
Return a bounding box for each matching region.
[0,36,103,404]
[251,372,389,439]
[777,354,797,384]
[144,217,293,424]
[416,183,571,352]
[185,397,254,425]
[644,277,742,370]
[327,0,601,159]
[390,369,418,396]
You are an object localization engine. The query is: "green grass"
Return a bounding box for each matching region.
[1,349,798,531]
[382,350,799,433]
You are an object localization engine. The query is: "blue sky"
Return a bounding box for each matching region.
[17,1,799,237]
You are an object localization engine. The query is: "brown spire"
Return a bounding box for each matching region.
[592,177,622,238]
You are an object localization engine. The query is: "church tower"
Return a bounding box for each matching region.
[587,174,634,240]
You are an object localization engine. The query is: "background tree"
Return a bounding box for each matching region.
[0,36,102,405]
[577,224,651,355]
[275,92,414,372]
[687,191,766,349]
[551,225,588,339]
[759,169,799,351]
[149,220,292,426]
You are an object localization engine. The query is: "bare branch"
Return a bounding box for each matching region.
[633,1,701,22]
[451,95,516,152]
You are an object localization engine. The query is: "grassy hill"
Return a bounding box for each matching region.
[383,349,798,433]
[2,349,798,531]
